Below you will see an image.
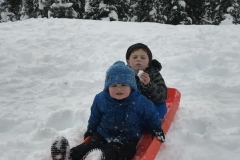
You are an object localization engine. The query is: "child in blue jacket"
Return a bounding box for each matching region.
[51,61,165,160]
[126,43,168,124]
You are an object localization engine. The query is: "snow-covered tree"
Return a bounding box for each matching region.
[19,1,30,20]
[99,0,118,21]
[115,0,129,21]
[37,0,47,17]
[69,0,85,18]
[223,0,240,24]
[167,0,192,25]
[129,0,154,22]
[1,0,239,24]
[184,0,205,24]
[19,0,38,19]
[0,0,21,20]
[149,0,167,23]
[84,0,100,19]
[0,7,16,22]
[201,0,223,25]
[48,0,78,18]
[85,0,118,21]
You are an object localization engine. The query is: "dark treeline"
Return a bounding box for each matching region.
[0,0,239,24]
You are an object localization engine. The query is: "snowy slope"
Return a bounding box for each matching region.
[0,18,240,160]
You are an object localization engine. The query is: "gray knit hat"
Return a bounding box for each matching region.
[104,61,138,91]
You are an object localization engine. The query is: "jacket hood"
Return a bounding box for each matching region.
[146,59,162,72]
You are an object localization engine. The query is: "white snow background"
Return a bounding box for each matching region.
[0,18,240,160]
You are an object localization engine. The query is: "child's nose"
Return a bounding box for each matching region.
[116,86,122,90]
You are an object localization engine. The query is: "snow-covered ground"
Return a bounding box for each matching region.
[0,18,240,160]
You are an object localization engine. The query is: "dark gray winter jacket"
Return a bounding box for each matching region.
[136,59,168,103]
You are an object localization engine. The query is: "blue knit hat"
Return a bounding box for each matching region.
[105,61,138,91]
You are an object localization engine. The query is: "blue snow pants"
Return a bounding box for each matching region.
[141,102,167,131]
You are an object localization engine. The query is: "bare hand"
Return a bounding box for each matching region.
[139,72,150,85]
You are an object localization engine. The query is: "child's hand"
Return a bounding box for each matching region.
[139,72,150,85]
[155,130,165,143]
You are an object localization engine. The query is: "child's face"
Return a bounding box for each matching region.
[127,49,149,73]
[108,84,131,100]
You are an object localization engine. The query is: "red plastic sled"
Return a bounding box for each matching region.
[84,88,181,160]
[132,87,181,160]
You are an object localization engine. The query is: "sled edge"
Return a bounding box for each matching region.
[133,88,181,160]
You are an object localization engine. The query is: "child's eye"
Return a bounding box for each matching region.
[110,84,117,87]
[121,84,127,86]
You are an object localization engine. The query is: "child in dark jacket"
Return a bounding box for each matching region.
[51,61,165,160]
[126,43,168,122]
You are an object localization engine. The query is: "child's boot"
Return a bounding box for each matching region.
[51,136,71,160]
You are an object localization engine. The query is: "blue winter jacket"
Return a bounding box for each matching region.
[87,89,162,142]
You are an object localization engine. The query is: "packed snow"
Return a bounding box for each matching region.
[0,18,240,160]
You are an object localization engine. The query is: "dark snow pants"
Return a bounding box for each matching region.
[70,132,138,160]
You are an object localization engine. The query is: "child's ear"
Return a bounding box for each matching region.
[126,60,130,65]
